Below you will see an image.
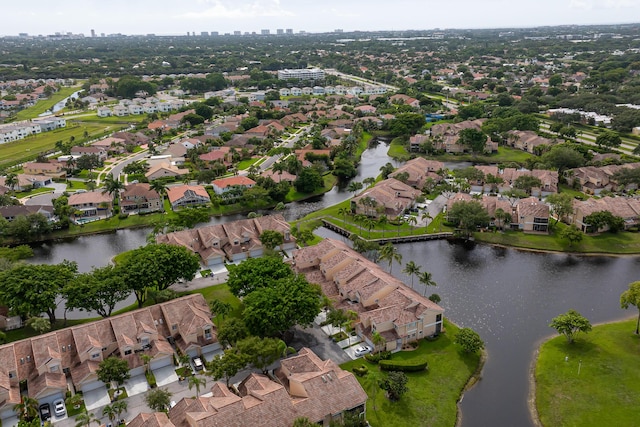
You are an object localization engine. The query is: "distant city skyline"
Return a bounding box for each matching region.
[3,0,639,37]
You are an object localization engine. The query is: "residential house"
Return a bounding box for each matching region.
[166,185,210,210]
[409,134,430,152]
[211,176,256,196]
[389,157,444,189]
[564,163,640,195]
[0,294,216,424]
[569,196,640,232]
[23,162,66,178]
[0,174,52,191]
[120,183,162,214]
[97,107,112,118]
[145,163,190,181]
[293,239,444,350]
[390,94,420,108]
[0,205,54,222]
[68,191,112,221]
[430,119,497,154]
[351,178,421,218]
[199,148,231,167]
[506,130,554,154]
[156,214,295,266]
[261,169,297,183]
[70,146,108,161]
[167,347,366,427]
[515,197,550,233]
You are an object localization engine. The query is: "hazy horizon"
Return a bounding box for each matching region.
[3,0,639,37]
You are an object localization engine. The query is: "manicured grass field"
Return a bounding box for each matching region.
[14,86,80,120]
[340,320,480,427]
[475,223,640,254]
[0,123,120,168]
[387,141,534,165]
[535,319,640,427]
[236,157,260,170]
[192,283,243,323]
[73,114,147,124]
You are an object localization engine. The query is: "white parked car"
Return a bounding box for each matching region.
[354,345,372,357]
[53,399,66,417]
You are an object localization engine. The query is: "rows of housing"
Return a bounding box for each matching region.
[0,213,445,426]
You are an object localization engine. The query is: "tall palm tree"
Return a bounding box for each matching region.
[5,173,18,192]
[402,261,421,290]
[14,396,39,422]
[150,180,167,211]
[338,207,350,227]
[407,215,417,235]
[364,217,377,239]
[353,214,367,236]
[112,400,128,421]
[378,215,388,238]
[75,410,100,427]
[418,271,437,297]
[379,243,402,274]
[188,375,207,398]
[102,173,124,205]
[421,211,432,232]
[347,181,363,196]
[102,405,117,424]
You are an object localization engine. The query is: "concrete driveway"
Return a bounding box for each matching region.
[124,374,149,397]
[1,414,18,427]
[153,365,179,387]
[84,386,110,411]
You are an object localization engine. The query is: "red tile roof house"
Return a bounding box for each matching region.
[0,295,217,421]
[351,178,421,219]
[165,347,367,427]
[389,157,444,189]
[211,176,256,196]
[68,191,113,222]
[156,214,295,266]
[293,239,445,351]
[198,149,231,167]
[166,185,211,210]
[569,196,640,233]
[120,183,162,214]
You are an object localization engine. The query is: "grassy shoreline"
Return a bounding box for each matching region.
[534,318,640,427]
[340,319,481,427]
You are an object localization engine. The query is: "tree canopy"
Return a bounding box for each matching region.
[549,309,592,344]
[0,261,77,324]
[447,200,490,238]
[226,255,294,297]
[243,274,321,337]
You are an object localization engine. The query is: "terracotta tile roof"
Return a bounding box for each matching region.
[128,412,175,427]
[351,178,420,218]
[168,348,366,427]
[211,176,256,189]
[68,191,112,206]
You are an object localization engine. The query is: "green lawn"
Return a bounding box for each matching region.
[340,320,480,427]
[237,157,260,170]
[189,283,243,324]
[285,173,338,202]
[387,138,410,161]
[0,123,119,169]
[73,114,147,124]
[535,318,640,427]
[387,141,534,165]
[14,87,80,120]
[14,187,56,198]
[475,224,640,254]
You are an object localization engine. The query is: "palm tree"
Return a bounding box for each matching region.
[14,396,39,422]
[150,180,167,210]
[421,211,432,232]
[112,400,128,421]
[372,331,387,354]
[353,214,367,235]
[102,405,117,424]
[418,271,437,297]
[402,261,421,290]
[102,173,124,203]
[407,215,417,235]
[378,214,388,238]
[5,173,18,192]
[140,354,152,374]
[188,375,207,398]
[347,181,363,196]
[75,410,100,427]
[379,243,402,274]
[338,207,350,227]
[364,217,377,239]
[395,217,405,237]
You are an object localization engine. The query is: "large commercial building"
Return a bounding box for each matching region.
[278,68,325,81]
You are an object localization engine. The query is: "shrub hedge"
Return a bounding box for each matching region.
[379,356,429,372]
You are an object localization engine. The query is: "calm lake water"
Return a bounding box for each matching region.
[27,141,640,426]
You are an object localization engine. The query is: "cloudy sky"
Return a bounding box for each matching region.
[3,0,639,36]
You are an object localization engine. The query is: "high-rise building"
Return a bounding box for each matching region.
[277,29,284,35]
[234,31,241,36]
[91,29,96,37]
[261,29,270,35]
[286,29,293,35]
[201,31,209,36]
[211,31,219,36]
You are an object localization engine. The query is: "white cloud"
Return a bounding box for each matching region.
[181,0,294,19]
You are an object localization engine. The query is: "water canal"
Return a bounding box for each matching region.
[27,142,640,426]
